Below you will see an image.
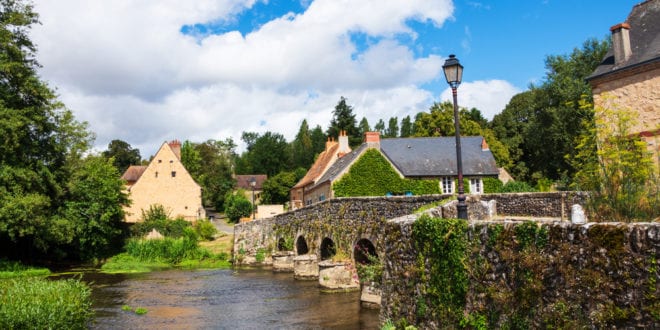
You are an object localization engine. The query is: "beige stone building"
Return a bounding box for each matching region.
[121,140,205,223]
[588,0,660,166]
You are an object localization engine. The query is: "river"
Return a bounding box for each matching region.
[83,268,380,329]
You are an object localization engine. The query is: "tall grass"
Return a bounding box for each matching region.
[0,259,50,279]
[0,277,93,329]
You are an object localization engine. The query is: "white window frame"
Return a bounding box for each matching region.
[441,177,454,194]
[469,177,483,194]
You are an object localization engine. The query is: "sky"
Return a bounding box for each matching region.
[29,0,640,157]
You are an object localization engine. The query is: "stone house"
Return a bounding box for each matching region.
[290,132,499,208]
[121,140,205,223]
[587,0,660,167]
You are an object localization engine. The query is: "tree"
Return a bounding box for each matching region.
[400,115,413,137]
[570,100,659,222]
[327,96,361,146]
[261,170,304,205]
[385,117,399,138]
[291,120,315,170]
[180,140,201,178]
[224,191,253,223]
[60,156,129,260]
[374,119,385,135]
[0,0,93,259]
[310,125,327,157]
[102,139,141,174]
[236,131,290,176]
[194,139,236,211]
[358,117,371,137]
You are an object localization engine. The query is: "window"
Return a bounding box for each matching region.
[171,171,176,177]
[155,171,158,178]
[319,194,326,202]
[469,178,483,194]
[441,177,454,194]
[158,159,162,163]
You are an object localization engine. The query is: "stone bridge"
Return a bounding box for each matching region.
[232,192,585,267]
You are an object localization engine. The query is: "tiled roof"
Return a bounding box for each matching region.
[588,0,660,80]
[235,174,268,190]
[120,165,147,182]
[311,144,368,189]
[380,136,500,177]
[292,143,339,188]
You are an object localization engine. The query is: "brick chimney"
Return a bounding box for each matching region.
[481,138,489,151]
[337,130,351,157]
[610,23,632,65]
[168,140,181,160]
[325,136,337,151]
[364,131,380,148]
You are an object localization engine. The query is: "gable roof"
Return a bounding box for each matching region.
[235,174,267,190]
[380,137,499,177]
[311,144,368,189]
[292,143,340,189]
[588,0,660,81]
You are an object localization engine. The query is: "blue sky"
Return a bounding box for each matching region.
[31,0,639,156]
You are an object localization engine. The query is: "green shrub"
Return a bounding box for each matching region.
[194,219,218,241]
[124,229,207,264]
[0,259,50,278]
[483,177,504,193]
[500,181,537,193]
[131,204,194,238]
[224,191,253,223]
[0,278,93,329]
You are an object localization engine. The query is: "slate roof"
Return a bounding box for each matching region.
[380,136,499,177]
[308,136,498,191]
[235,174,268,190]
[588,0,660,81]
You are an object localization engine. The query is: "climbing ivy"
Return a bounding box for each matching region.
[333,149,439,197]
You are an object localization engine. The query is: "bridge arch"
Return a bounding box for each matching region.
[354,238,378,264]
[320,237,336,260]
[296,235,309,255]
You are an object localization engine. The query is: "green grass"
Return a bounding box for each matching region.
[0,259,51,279]
[0,277,93,329]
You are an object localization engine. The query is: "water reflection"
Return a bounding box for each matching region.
[86,268,379,329]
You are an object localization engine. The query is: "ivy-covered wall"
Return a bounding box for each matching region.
[381,215,660,328]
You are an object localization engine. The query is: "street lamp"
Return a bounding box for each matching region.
[249,177,256,219]
[442,54,468,220]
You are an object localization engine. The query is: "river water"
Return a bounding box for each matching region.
[83,268,380,329]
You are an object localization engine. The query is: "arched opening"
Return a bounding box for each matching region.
[296,236,309,255]
[320,237,336,260]
[354,238,377,265]
[277,237,286,251]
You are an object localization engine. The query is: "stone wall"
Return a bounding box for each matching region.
[381,215,660,328]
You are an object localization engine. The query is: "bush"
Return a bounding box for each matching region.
[194,220,217,241]
[224,192,253,223]
[124,229,207,264]
[500,181,538,193]
[0,278,93,329]
[0,259,50,278]
[131,204,193,238]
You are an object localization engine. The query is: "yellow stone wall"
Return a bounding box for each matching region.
[124,143,205,223]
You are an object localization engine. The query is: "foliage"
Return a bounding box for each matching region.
[491,38,610,183]
[261,170,303,204]
[385,116,399,138]
[102,139,141,174]
[236,131,290,177]
[0,259,50,278]
[180,140,202,178]
[224,191,253,223]
[60,155,129,260]
[123,229,208,264]
[0,277,93,330]
[499,180,538,193]
[412,215,469,324]
[290,119,315,170]
[327,96,361,146]
[333,149,439,197]
[570,99,660,222]
[130,204,192,238]
[183,139,236,211]
[482,177,503,193]
[400,115,413,137]
[193,219,217,241]
[356,252,383,284]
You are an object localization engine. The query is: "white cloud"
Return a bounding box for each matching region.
[440,80,521,120]
[29,0,516,157]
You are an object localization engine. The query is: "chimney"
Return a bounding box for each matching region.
[168,140,181,159]
[337,130,351,157]
[364,131,380,148]
[610,23,632,65]
[325,136,336,151]
[481,138,489,151]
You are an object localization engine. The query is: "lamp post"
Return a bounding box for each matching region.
[249,177,256,219]
[442,54,468,220]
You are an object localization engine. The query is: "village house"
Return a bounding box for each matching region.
[121,140,205,223]
[290,131,500,208]
[587,0,660,167]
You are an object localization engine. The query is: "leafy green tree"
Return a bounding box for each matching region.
[224,191,253,223]
[60,156,128,260]
[358,117,371,137]
[385,117,399,138]
[291,120,315,170]
[327,96,361,146]
[0,0,92,258]
[261,170,304,204]
[236,131,290,176]
[180,140,201,178]
[570,100,659,222]
[310,125,327,157]
[374,119,385,135]
[400,115,413,137]
[194,139,236,211]
[102,139,141,174]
